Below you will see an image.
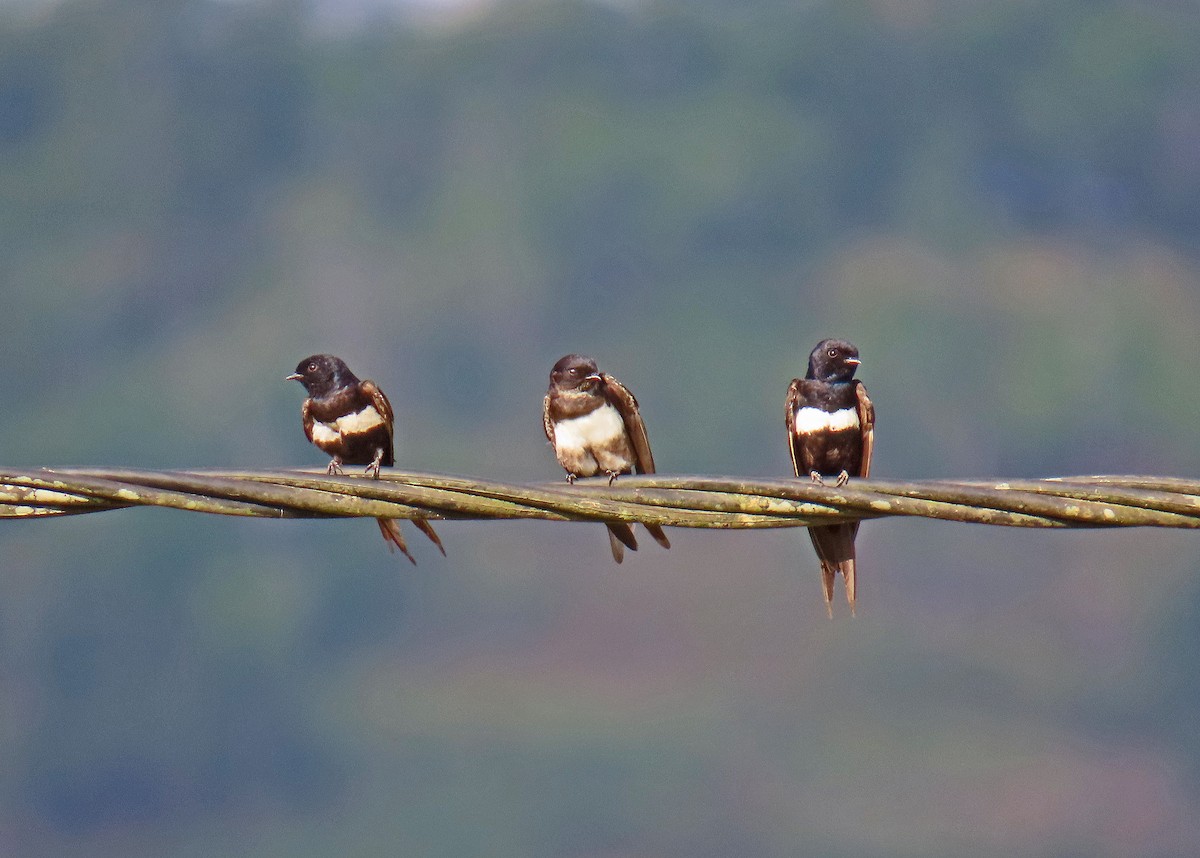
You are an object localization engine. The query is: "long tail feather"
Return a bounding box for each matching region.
[606,522,638,564]
[376,518,417,565]
[412,517,446,556]
[842,558,857,617]
[807,523,858,617]
[644,523,671,550]
[820,561,836,619]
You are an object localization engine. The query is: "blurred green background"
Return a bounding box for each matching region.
[3,0,1200,854]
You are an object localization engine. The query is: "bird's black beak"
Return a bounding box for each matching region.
[285,373,303,382]
[584,374,604,384]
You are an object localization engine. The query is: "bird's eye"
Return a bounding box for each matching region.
[827,348,838,358]
[569,368,579,375]
[308,363,318,372]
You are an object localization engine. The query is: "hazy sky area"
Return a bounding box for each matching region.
[0,0,500,25]
[2,0,1200,855]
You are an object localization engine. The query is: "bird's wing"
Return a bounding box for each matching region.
[855,381,875,478]
[784,378,804,477]
[601,375,671,550]
[361,380,396,464]
[602,374,655,474]
[542,393,556,447]
[301,399,316,444]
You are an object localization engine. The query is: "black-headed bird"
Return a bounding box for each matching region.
[288,353,443,563]
[786,339,874,615]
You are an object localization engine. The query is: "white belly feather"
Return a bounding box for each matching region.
[554,403,625,453]
[311,404,385,444]
[792,406,859,435]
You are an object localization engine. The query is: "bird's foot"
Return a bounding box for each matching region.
[327,458,345,476]
[566,473,577,485]
[809,470,851,487]
[365,449,385,479]
[606,470,621,486]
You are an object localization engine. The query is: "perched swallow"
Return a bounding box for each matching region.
[786,339,874,615]
[543,354,671,563]
[288,354,444,563]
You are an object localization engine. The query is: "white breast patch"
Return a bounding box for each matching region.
[336,405,385,435]
[311,405,385,444]
[554,403,625,452]
[792,406,859,435]
[311,422,340,445]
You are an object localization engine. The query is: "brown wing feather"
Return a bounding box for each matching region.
[601,374,655,474]
[542,393,556,447]
[601,374,671,551]
[359,379,445,561]
[360,380,395,464]
[784,379,804,477]
[300,399,316,444]
[855,381,874,478]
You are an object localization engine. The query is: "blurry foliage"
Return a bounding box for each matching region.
[3,0,1200,854]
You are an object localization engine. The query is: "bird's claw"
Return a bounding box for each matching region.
[365,449,385,479]
[809,470,851,487]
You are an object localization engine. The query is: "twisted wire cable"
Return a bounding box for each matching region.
[2,468,1199,530]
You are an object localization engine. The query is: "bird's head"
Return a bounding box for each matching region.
[806,339,861,383]
[287,354,359,397]
[549,354,602,392]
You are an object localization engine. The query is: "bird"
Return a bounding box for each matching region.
[543,354,671,563]
[287,354,444,564]
[785,339,874,616]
